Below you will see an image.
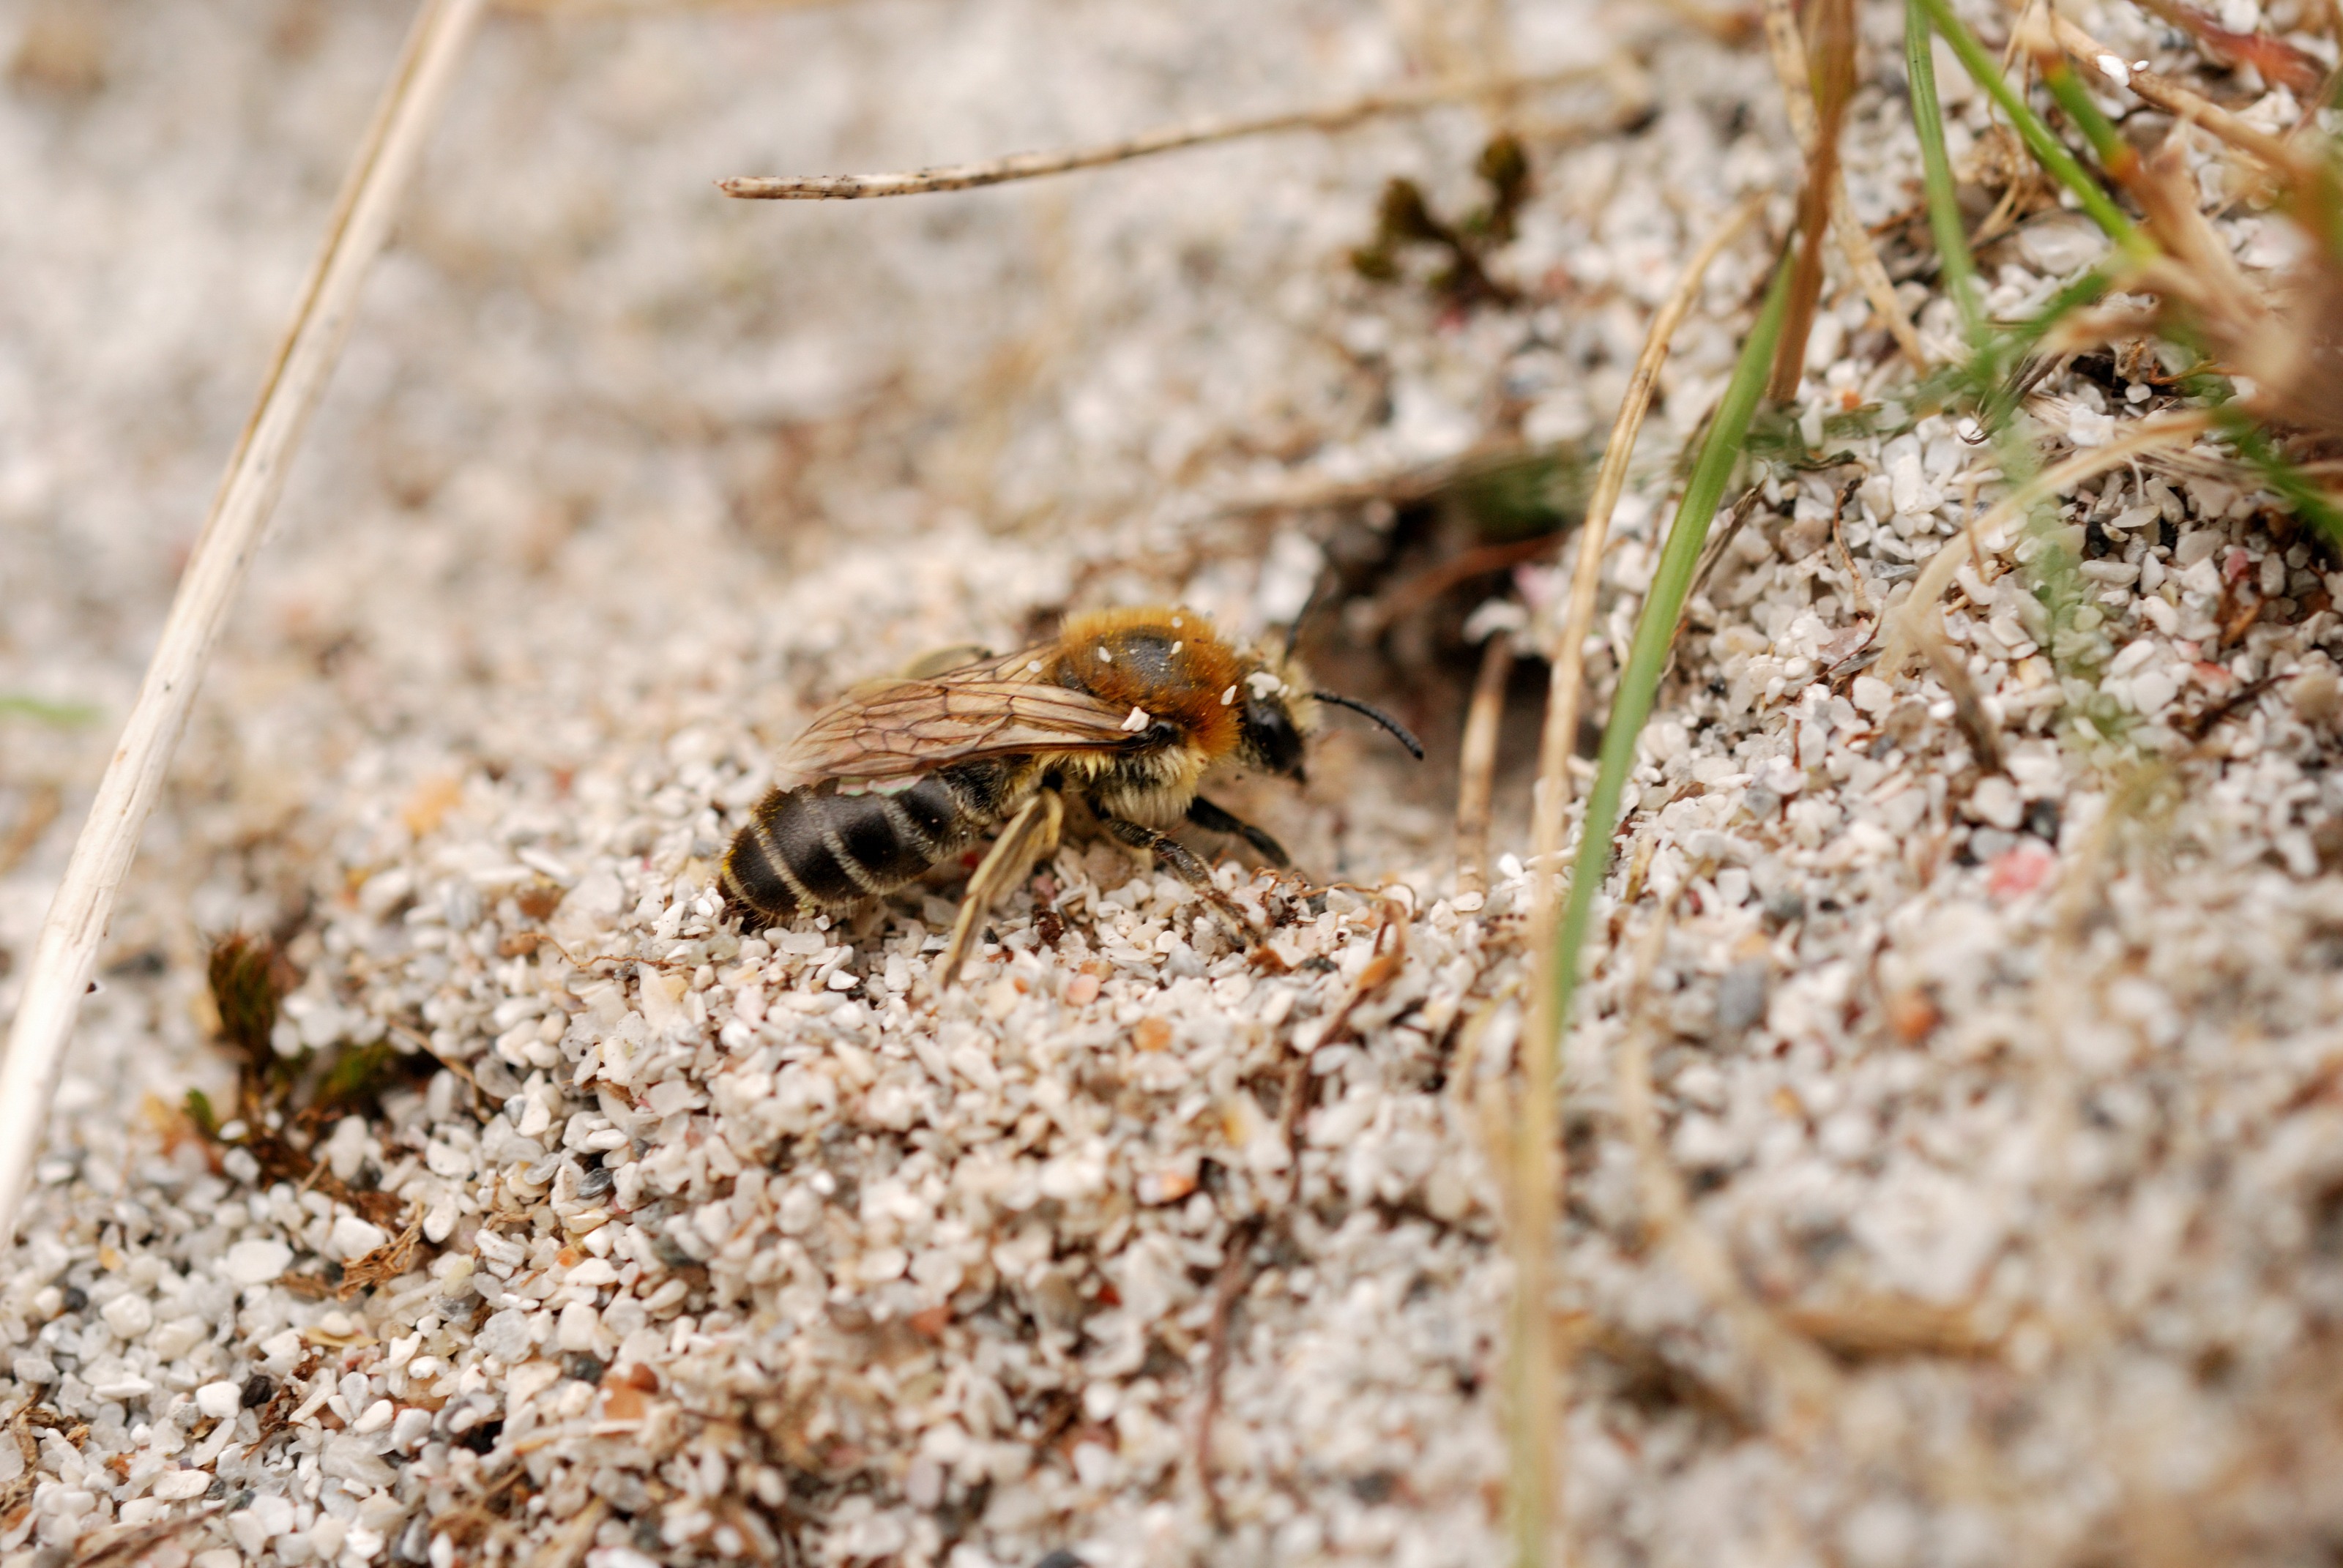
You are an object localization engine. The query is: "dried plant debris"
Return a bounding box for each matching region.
[1350,133,1533,310]
[186,935,419,1263]
[13,0,2343,1566]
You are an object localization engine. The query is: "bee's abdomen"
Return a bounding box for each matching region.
[722,770,989,924]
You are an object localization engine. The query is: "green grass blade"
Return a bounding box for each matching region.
[2035,50,2131,171]
[1907,0,1982,337]
[1907,0,2132,387]
[1945,18,2343,543]
[1532,248,1796,1081]
[1915,0,2142,252]
[2030,44,2343,542]
[0,695,100,727]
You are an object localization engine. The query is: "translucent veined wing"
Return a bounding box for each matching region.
[778,646,1141,787]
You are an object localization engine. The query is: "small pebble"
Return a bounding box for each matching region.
[224,1239,293,1285]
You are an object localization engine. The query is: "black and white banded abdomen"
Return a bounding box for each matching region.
[720,763,1013,924]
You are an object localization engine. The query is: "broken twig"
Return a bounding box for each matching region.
[720,66,1609,199]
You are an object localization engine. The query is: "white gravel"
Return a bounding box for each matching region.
[7,0,2343,1565]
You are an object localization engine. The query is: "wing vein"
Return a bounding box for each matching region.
[779,646,1139,785]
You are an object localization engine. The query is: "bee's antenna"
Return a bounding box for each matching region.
[1312,692,1424,759]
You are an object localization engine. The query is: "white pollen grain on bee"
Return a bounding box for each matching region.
[1098,645,1113,662]
[1221,684,1238,705]
[1120,706,1150,731]
[1170,641,1183,654]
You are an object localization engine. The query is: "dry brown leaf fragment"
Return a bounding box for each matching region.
[1782,1296,2001,1360]
[2130,0,2328,95]
[1770,0,1857,400]
[7,1,107,97]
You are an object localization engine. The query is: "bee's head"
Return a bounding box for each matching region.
[1233,664,1314,782]
[1232,651,1425,783]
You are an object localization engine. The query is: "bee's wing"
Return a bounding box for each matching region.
[780,648,1139,785]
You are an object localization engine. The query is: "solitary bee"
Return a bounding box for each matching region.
[721,605,1421,984]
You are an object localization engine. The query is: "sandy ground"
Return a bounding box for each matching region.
[7,0,2343,1564]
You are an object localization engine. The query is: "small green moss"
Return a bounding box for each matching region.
[1355,138,1532,310]
[182,1088,220,1138]
[206,934,288,1071]
[1376,178,1446,246]
[313,1039,424,1116]
[1471,132,1532,245]
[1349,244,1400,283]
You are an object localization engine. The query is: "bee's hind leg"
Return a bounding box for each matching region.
[718,886,766,933]
[936,790,1064,990]
[1095,813,1257,941]
[1185,796,1290,868]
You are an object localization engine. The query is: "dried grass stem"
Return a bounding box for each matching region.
[720,66,1609,199]
[1763,0,1928,370]
[0,0,484,1249]
[1453,632,1517,898]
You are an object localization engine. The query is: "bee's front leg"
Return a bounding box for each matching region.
[1093,812,1256,938]
[1185,796,1291,868]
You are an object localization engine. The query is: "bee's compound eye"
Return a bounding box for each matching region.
[1242,699,1306,779]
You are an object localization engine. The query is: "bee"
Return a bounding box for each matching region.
[721,605,1422,983]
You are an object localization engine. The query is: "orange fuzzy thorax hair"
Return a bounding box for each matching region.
[1054,605,1251,755]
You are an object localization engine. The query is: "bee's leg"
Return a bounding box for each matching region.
[1185,796,1291,868]
[718,886,769,933]
[936,790,1063,990]
[1095,813,1256,937]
